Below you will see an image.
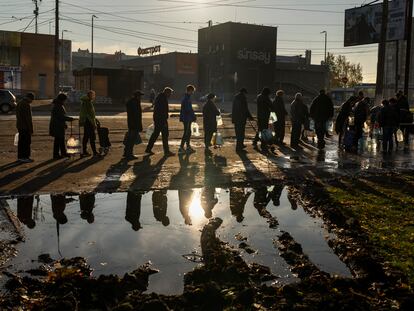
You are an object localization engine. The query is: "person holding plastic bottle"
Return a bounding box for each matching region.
[179,85,197,154]
[202,93,220,150]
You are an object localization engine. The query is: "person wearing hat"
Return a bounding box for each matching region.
[124,90,144,160]
[202,93,221,150]
[232,88,253,152]
[16,92,35,162]
[49,93,75,159]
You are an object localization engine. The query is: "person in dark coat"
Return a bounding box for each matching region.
[17,196,35,228]
[232,88,253,152]
[179,85,197,153]
[125,190,143,231]
[152,190,169,226]
[51,194,68,225]
[396,91,412,150]
[123,90,144,160]
[80,192,96,224]
[310,89,334,149]
[335,96,357,147]
[272,90,287,144]
[352,97,370,150]
[290,93,309,149]
[378,99,399,155]
[202,93,220,149]
[49,93,75,159]
[253,87,272,151]
[149,89,156,107]
[145,87,175,157]
[16,93,35,162]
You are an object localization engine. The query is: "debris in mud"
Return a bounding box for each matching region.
[238,242,257,254]
[235,232,247,241]
[37,253,53,264]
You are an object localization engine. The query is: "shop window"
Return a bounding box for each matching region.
[153,64,161,74]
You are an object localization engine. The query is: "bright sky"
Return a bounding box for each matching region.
[1,0,412,82]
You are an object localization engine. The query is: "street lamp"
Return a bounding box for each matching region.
[90,14,98,90]
[321,30,327,64]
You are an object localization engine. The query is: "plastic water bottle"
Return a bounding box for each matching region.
[216,115,223,126]
[191,122,201,137]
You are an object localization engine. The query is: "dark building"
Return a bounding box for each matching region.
[198,22,277,100]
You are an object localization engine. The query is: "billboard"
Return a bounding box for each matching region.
[344,0,407,46]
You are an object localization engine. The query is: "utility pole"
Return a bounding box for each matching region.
[61,30,69,83]
[395,40,399,93]
[375,0,388,103]
[54,0,60,95]
[32,0,42,34]
[404,0,413,96]
[90,14,98,90]
[321,31,327,64]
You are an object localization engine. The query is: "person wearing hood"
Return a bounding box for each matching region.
[232,88,253,152]
[253,87,272,151]
[79,90,99,157]
[310,89,334,149]
[335,96,357,147]
[16,92,35,162]
[290,93,309,149]
[272,90,287,144]
[202,93,220,149]
[49,93,75,159]
[179,85,197,154]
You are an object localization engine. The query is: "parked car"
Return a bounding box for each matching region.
[0,90,17,114]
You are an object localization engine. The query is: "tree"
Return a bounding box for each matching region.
[326,53,363,88]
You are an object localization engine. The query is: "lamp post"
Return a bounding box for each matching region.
[90,14,98,90]
[320,30,327,64]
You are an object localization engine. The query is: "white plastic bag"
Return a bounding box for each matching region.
[146,124,155,140]
[14,133,19,146]
[191,122,201,137]
[66,136,81,154]
[216,115,223,126]
[396,129,404,143]
[269,112,277,124]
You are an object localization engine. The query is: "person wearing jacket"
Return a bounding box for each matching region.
[16,92,35,162]
[290,93,309,149]
[49,93,74,159]
[253,87,272,151]
[145,87,175,157]
[352,97,370,150]
[202,93,220,149]
[378,99,399,155]
[335,96,357,147]
[232,88,253,152]
[123,90,144,160]
[79,90,99,157]
[310,89,334,149]
[396,91,411,150]
[179,85,197,153]
[272,90,287,144]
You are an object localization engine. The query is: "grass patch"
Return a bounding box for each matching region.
[325,173,414,286]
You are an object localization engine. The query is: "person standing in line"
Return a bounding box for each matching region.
[79,90,99,157]
[145,87,175,157]
[272,90,287,145]
[123,90,144,160]
[49,93,75,160]
[232,88,253,152]
[179,85,197,154]
[378,99,399,155]
[253,87,272,151]
[202,93,220,150]
[290,93,309,149]
[16,93,35,163]
[352,97,370,151]
[335,96,357,147]
[396,91,412,151]
[310,89,334,150]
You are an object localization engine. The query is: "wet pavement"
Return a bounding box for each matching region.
[2,186,350,295]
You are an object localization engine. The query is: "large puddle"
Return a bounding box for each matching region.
[3,187,350,294]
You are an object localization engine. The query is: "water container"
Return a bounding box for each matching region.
[191,122,201,137]
[14,133,19,146]
[396,129,404,143]
[216,115,223,126]
[215,132,224,146]
[66,136,81,154]
[269,112,277,124]
[146,124,154,140]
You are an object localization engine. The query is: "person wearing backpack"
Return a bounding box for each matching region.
[202,93,220,150]
[49,93,75,159]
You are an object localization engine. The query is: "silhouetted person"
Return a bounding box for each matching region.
[179,85,197,154]
[200,187,218,219]
[290,92,309,149]
[335,96,357,147]
[287,189,298,210]
[49,93,75,159]
[396,91,412,150]
[79,90,99,157]
[229,188,251,223]
[232,88,253,152]
[16,93,35,162]
[253,87,272,151]
[145,87,175,157]
[310,90,334,150]
[272,90,287,145]
[202,93,220,150]
[125,190,143,231]
[253,186,270,210]
[17,196,35,228]
[178,189,193,225]
[378,99,399,155]
[123,90,144,160]
[149,88,156,107]
[79,192,96,224]
[269,184,284,206]
[152,190,170,226]
[51,194,68,225]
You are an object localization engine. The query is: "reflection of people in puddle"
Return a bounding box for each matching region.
[125,190,143,231]
[51,194,68,225]
[178,189,193,225]
[201,187,218,219]
[229,188,251,222]
[79,193,96,223]
[253,186,271,212]
[152,190,170,226]
[17,196,35,228]
[287,188,298,210]
[269,184,284,206]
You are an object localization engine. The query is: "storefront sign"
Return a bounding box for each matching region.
[137,45,161,56]
[237,48,271,65]
[0,66,22,72]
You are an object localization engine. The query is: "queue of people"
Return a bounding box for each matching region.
[14,86,412,163]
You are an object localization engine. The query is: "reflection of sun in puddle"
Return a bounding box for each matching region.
[188,189,204,224]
